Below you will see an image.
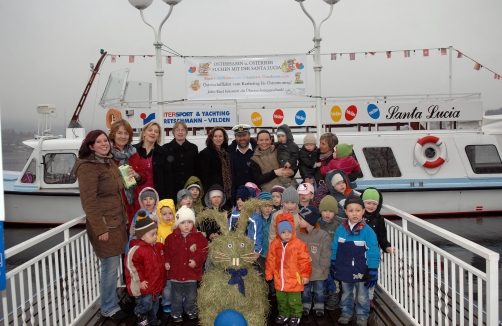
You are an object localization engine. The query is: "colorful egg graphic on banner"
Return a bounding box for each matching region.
[345,105,358,121]
[273,109,284,125]
[295,110,306,125]
[367,104,380,119]
[295,62,305,70]
[330,106,342,123]
[188,66,196,73]
[251,112,263,127]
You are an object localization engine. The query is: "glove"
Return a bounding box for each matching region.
[329,260,336,279]
[364,268,378,289]
[324,274,339,293]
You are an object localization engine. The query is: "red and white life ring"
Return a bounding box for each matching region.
[414,136,447,169]
[105,108,122,129]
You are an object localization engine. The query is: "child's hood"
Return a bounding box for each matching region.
[326,169,356,199]
[336,143,353,159]
[203,183,227,207]
[274,212,297,240]
[277,124,294,143]
[362,187,383,216]
[157,199,176,228]
[184,176,205,199]
[138,187,160,218]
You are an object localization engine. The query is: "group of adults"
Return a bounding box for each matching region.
[73,118,340,319]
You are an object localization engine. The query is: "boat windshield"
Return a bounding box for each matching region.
[43,153,77,184]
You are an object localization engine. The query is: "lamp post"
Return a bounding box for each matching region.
[128,0,183,144]
[295,0,338,141]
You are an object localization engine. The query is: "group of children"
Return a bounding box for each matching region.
[123,130,393,326]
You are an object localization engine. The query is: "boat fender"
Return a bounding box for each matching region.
[414,135,447,169]
[105,108,122,129]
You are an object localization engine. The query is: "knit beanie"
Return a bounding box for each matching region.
[236,185,251,201]
[258,191,273,201]
[336,143,353,159]
[186,182,200,190]
[175,205,196,227]
[135,211,158,239]
[299,205,320,227]
[245,182,261,198]
[276,129,286,136]
[331,173,344,187]
[303,133,316,145]
[344,194,365,209]
[319,195,338,214]
[209,189,224,199]
[362,188,380,205]
[270,185,285,195]
[140,189,156,202]
[177,189,194,204]
[281,186,299,204]
[278,220,293,234]
[297,182,314,195]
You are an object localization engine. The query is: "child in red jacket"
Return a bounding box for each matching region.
[320,143,361,178]
[164,206,208,323]
[125,211,167,326]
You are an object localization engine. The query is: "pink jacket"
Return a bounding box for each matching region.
[320,156,361,177]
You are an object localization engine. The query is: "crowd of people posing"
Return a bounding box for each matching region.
[74,119,394,326]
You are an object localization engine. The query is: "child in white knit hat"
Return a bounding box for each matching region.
[325,170,355,219]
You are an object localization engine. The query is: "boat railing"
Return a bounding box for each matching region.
[380,203,500,326]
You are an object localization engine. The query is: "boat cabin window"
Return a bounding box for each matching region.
[43,153,77,184]
[21,159,37,183]
[465,145,502,174]
[362,147,402,178]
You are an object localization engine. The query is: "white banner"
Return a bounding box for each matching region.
[185,55,308,100]
[238,108,316,127]
[322,100,483,124]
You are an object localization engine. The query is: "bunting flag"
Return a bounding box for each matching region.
[495,73,501,80]
[386,51,391,58]
[111,55,116,63]
[350,53,355,60]
[423,49,429,57]
[404,50,410,58]
[129,55,135,63]
[441,48,448,56]
[457,50,463,58]
[473,62,481,71]
[167,56,172,64]
[369,52,375,56]
[331,53,336,60]
[147,55,153,58]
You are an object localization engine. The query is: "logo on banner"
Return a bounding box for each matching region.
[330,106,342,123]
[280,58,304,73]
[295,110,306,125]
[189,80,201,91]
[140,112,155,125]
[198,62,211,76]
[273,109,284,124]
[345,105,358,121]
[367,104,380,119]
[251,112,263,127]
[188,66,197,73]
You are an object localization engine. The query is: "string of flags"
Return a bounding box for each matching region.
[327,47,501,81]
[109,54,174,64]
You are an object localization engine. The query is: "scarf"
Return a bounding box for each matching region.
[319,150,333,163]
[110,143,137,205]
[225,268,248,296]
[93,152,113,163]
[214,145,232,199]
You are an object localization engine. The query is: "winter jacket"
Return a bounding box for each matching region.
[184,176,205,214]
[325,169,356,218]
[257,212,273,258]
[134,142,174,201]
[228,137,257,201]
[275,124,299,171]
[361,188,392,251]
[163,139,198,204]
[246,211,264,254]
[268,208,301,244]
[320,155,361,177]
[330,219,380,283]
[111,144,148,226]
[156,199,176,244]
[125,240,166,297]
[266,213,312,292]
[298,146,319,180]
[250,146,281,192]
[198,144,232,207]
[318,215,344,242]
[74,155,128,258]
[199,184,228,241]
[164,227,208,282]
[297,225,332,281]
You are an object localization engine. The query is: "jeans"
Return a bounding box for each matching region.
[171,282,197,316]
[301,280,325,310]
[134,293,161,322]
[100,255,121,317]
[161,280,172,306]
[340,281,370,319]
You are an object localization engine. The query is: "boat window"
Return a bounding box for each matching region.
[362,147,402,178]
[21,159,37,184]
[465,145,502,174]
[43,153,77,184]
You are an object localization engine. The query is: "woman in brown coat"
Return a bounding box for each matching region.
[73,130,128,320]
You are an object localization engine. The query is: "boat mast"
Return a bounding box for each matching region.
[67,49,108,128]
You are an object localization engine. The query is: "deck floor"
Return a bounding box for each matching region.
[83,287,410,326]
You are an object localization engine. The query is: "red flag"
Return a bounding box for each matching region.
[441,48,447,55]
[350,53,355,60]
[111,55,116,63]
[369,52,375,56]
[386,51,391,58]
[473,62,481,71]
[404,50,410,58]
[331,53,336,60]
[495,73,501,80]
[423,49,429,57]
[167,56,172,64]
[457,51,462,58]
[147,55,153,58]
[129,55,134,63]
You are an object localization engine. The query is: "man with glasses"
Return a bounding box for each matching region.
[228,124,257,204]
[163,121,199,204]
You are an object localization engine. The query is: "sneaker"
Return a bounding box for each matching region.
[187,312,198,320]
[108,310,128,320]
[314,309,324,317]
[275,315,289,324]
[163,304,171,314]
[338,314,351,325]
[302,308,310,317]
[325,304,336,311]
[136,314,148,326]
[356,317,368,326]
[289,316,301,326]
[370,299,375,309]
[172,315,183,323]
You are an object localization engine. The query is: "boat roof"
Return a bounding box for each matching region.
[23,138,83,151]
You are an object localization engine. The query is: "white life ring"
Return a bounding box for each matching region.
[414,136,447,169]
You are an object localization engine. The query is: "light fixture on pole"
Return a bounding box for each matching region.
[295,0,339,141]
[128,0,183,144]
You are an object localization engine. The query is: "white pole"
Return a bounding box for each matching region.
[448,45,453,129]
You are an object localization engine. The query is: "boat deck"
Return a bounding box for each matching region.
[80,287,412,326]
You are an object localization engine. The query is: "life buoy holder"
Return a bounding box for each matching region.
[105,108,122,129]
[414,135,447,169]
